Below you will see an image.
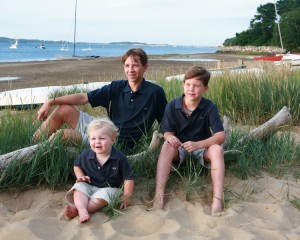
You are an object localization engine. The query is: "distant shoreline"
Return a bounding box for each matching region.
[0,53,254,92]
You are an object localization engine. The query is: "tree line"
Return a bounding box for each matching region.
[224,0,300,52]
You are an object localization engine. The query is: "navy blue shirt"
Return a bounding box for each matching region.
[162,95,224,143]
[87,79,167,145]
[74,146,134,188]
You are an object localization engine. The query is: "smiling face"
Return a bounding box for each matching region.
[123,56,148,84]
[183,77,208,102]
[89,127,115,156]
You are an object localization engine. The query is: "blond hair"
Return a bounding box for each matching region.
[87,117,118,140]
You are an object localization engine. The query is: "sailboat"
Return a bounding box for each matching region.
[9,39,18,49]
[60,41,69,51]
[82,43,92,51]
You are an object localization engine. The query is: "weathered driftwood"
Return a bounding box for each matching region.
[128,131,164,161]
[237,106,292,144]
[0,144,38,170]
[0,106,292,169]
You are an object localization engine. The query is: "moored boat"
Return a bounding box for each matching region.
[254,55,283,61]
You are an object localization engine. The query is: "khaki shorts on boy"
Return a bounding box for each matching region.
[175,146,211,169]
[75,111,95,143]
[66,182,121,205]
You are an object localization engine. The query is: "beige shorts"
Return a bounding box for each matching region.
[75,111,95,143]
[65,182,121,205]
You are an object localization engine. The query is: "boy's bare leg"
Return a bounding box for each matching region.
[205,144,225,214]
[34,105,80,142]
[73,190,90,223]
[153,142,178,209]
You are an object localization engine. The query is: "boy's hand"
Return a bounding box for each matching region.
[120,196,132,209]
[76,176,91,183]
[166,136,181,148]
[37,101,52,121]
[181,141,199,152]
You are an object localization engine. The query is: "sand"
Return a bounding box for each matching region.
[0,54,299,239]
[0,173,299,239]
[0,53,255,92]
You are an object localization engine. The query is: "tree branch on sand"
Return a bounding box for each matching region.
[0,106,292,171]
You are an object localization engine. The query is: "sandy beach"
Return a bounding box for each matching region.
[0,53,299,239]
[0,53,254,92]
[0,173,299,239]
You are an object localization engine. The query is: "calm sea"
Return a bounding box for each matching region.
[0,41,219,63]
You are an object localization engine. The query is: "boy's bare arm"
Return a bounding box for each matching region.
[73,166,91,183]
[37,93,89,121]
[120,180,134,209]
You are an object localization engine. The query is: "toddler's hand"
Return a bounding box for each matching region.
[76,176,91,183]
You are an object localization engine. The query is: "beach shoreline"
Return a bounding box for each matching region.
[0,53,255,92]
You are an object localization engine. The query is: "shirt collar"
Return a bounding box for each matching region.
[87,146,118,161]
[175,94,205,110]
[123,78,147,94]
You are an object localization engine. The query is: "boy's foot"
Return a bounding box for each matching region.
[211,196,223,216]
[152,195,164,210]
[79,215,90,223]
[65,205,79,219]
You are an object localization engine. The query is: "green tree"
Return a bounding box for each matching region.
[280,8,300,51]
[223,0,300,50]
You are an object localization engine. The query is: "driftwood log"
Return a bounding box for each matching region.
[0,106,292,170]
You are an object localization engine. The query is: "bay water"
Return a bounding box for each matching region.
[0,40,219,63]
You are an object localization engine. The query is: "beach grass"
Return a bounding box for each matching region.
[0,65,299,212]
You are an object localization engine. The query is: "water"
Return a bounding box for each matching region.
[0,40,219,62]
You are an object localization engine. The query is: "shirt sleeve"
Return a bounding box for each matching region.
[87,84,112,108]
[209,104,224,133]
[155,87,168,123]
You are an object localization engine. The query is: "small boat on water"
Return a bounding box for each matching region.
[9,39,18,49]
[82,43,92,51]
[254,55,283,61]
[36,41,46,49]
[60,41,69,51]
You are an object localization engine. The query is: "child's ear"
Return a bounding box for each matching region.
[204,85,209,92]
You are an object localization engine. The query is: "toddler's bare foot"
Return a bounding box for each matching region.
[65,205,78,219]
[79,215,90,223]
[211,196,223,216]
[78,209,90,223]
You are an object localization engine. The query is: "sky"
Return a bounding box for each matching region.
[1,0,273,46]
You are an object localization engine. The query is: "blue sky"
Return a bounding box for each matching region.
[1,0,272,46]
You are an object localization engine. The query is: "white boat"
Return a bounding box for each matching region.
[82,43,92,51]
[39,41,46,49]
[9,39,18,49]
[60,41,69,51]
[274,53,300,66]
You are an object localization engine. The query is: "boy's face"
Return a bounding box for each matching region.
[123,56,148,84]
[89,128,115,155]
[183,78,208,101]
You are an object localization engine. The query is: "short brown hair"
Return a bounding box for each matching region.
[184,66,211,86]
[122,48,148,66]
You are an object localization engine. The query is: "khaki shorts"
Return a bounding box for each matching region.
[175,146,211,169]
[65,182,121,205]
[75,111,95,143]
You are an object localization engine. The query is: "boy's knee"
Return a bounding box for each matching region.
[210,144,224,155]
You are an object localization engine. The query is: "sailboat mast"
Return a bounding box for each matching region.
[273,0,284,50]
[72,0,78,57]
